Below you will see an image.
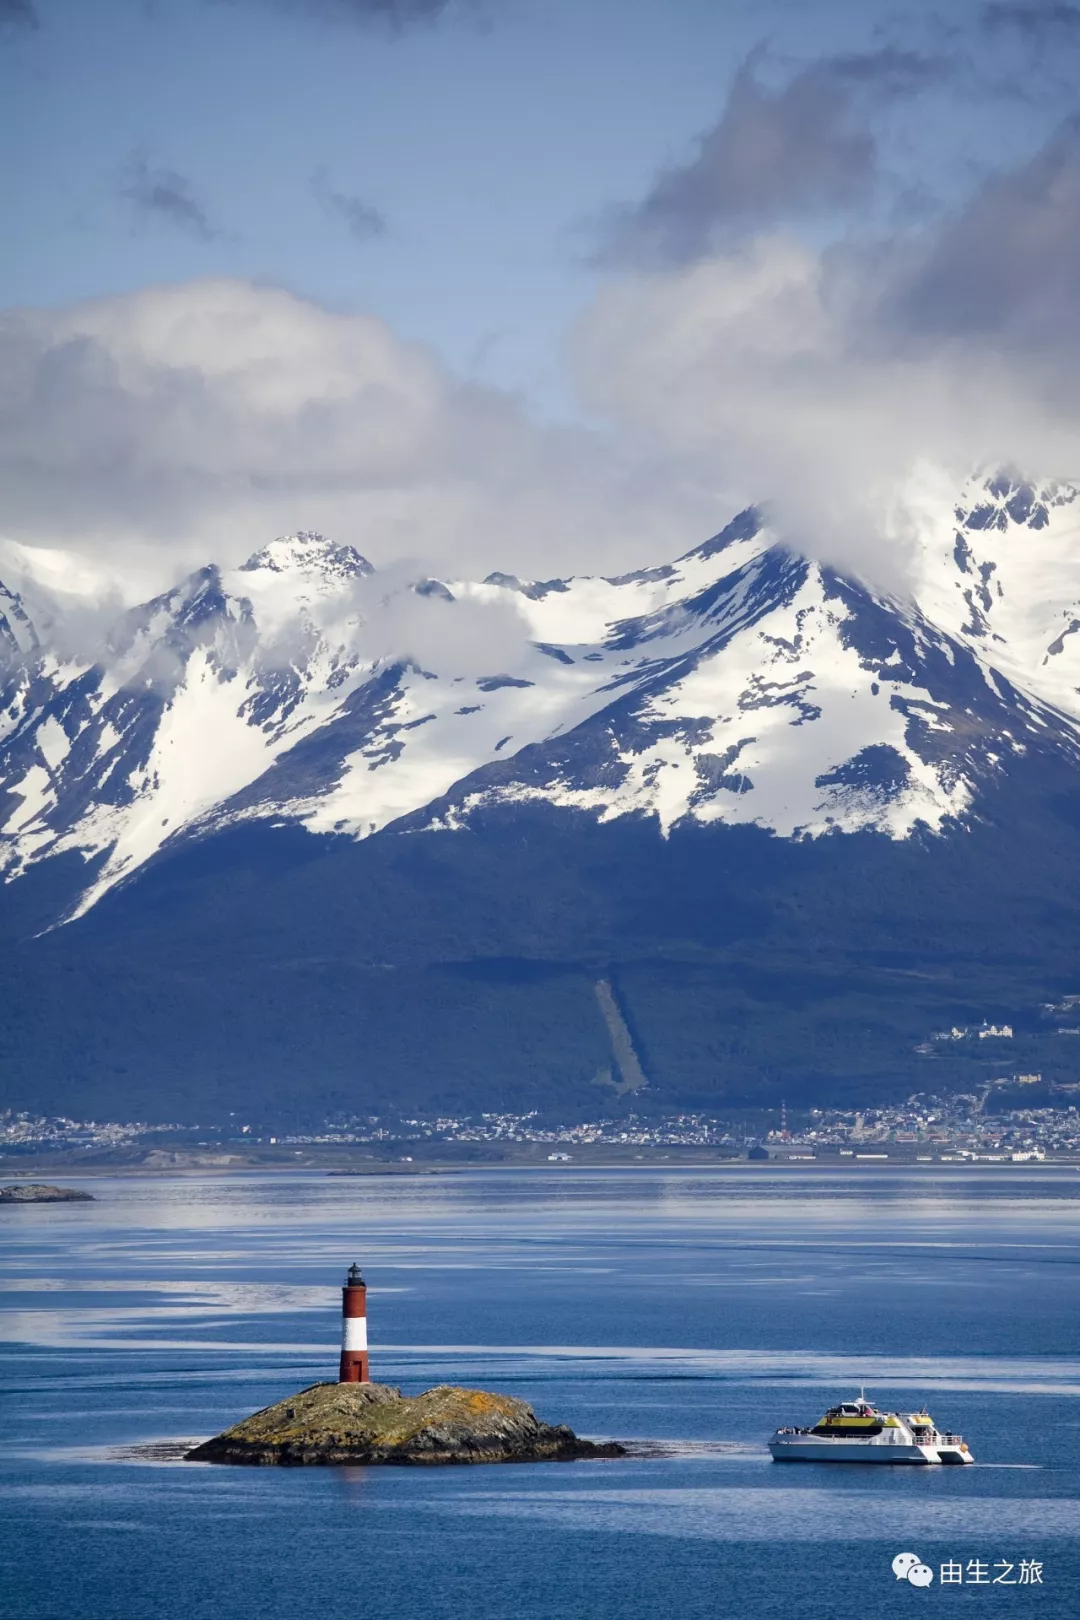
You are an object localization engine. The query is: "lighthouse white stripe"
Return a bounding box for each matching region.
[343,1316,368,1351]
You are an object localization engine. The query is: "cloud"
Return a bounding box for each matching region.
[244,0,483,32]
[595,47,948,268]
[121,152,220,241]
[311,169,386,241]
[0,0,38,32]
[323,563,533,677]
[577,119,1080,584]
[977,2,1080,101]
[888,116,1080,352]
[982,2,1080,34]
[6,568,130,665]
[0,278,716,591]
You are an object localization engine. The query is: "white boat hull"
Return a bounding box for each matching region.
[770,1436,972,1465]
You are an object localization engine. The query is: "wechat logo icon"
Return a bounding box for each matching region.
[893,1553,935,1587]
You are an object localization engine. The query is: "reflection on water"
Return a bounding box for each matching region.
[2,1167,1079,1620]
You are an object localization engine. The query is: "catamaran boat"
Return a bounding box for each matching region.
[769,1392,973,1464]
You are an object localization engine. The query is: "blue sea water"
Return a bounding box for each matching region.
[1,1166,1079,1620]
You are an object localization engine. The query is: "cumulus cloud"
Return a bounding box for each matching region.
[577,119,1080,585]
[311,169,386,241]
[0,278,717,594]
[595,47,947,267]
[7,22,1079,621]
[889,117,1080,353]
[121,152,221,241]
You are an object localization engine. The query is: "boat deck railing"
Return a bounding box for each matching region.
[773,1427,966,1445]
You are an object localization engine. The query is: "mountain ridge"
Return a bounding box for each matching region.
[2,474,1079,928]
[2,474,1080,1126]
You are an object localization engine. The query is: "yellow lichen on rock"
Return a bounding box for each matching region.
[185,1381,625,1467]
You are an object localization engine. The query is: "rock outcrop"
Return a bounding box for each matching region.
[184,1381,625,1467]
[0,1183,94,1202]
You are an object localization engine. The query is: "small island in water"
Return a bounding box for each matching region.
[185,1380,625,1467]
[186,1263,624,1468]
[0,1183,94,1203]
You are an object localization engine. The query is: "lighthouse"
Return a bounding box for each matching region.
[339,1262,370,1383]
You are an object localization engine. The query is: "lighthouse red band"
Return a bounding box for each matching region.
[339,1262,369,1383]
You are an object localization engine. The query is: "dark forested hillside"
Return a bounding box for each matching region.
[2,752,1080,1126]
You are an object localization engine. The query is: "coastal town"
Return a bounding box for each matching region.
[3,1085,1080,1167]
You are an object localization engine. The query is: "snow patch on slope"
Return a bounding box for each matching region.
[912,475,1080,717]
[66,648,281,918]
[1,489,1078,923]
[428,564,977,840]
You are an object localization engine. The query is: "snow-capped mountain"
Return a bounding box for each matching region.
[2,476,1079,925]
[912,475,1080,714]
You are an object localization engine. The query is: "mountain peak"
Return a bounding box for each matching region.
[955,472,1076,535]
[3,483,1080,926]
[240,532,373,581]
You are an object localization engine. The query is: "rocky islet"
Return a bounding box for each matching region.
[0,1184,94,1202]
[185,1380,626,1467]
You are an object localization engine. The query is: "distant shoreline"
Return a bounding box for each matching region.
[0,1152,1077,1179]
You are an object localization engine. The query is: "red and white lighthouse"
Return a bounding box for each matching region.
[339,1262,370,1383]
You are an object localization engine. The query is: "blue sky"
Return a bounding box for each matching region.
[4,0,1035,398]
[3,0,1080,586]
[5,1,761,397]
